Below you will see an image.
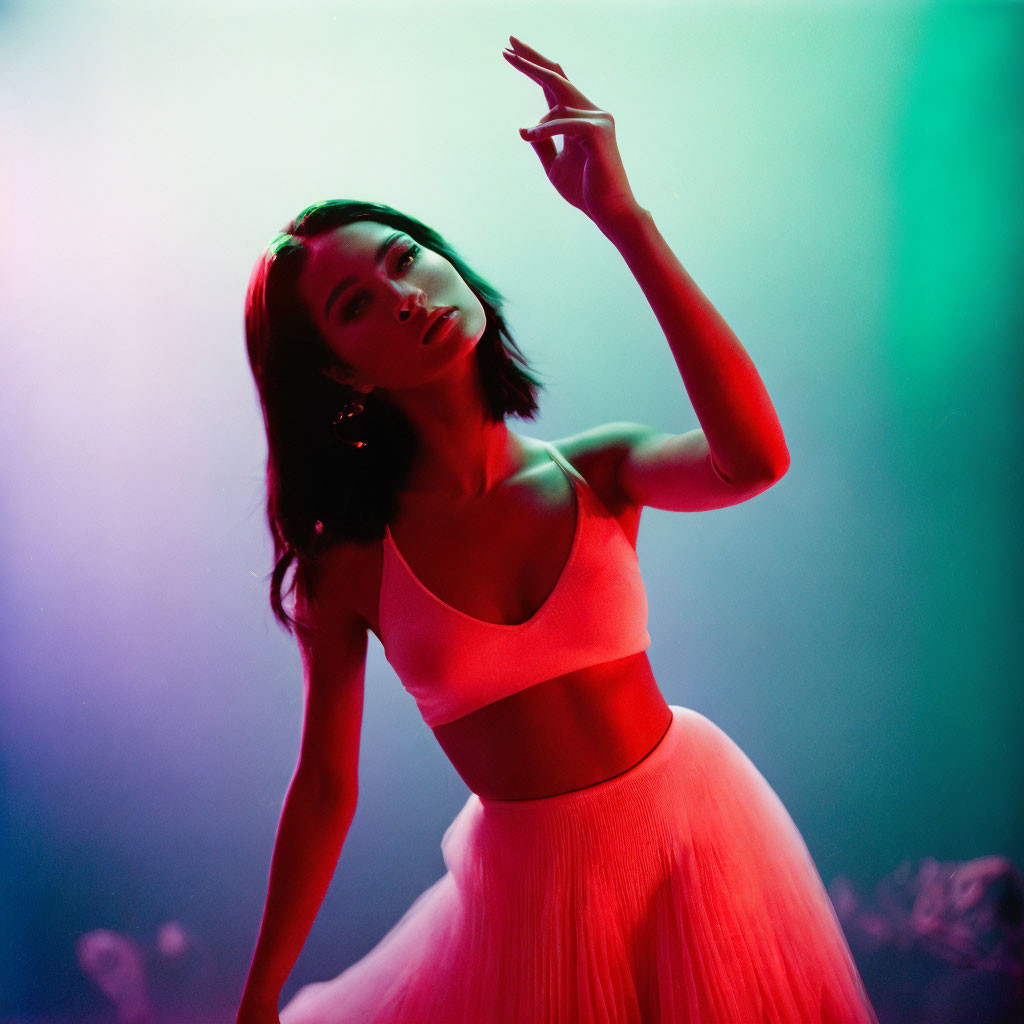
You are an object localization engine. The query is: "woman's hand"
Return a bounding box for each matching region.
[501,35,643,229]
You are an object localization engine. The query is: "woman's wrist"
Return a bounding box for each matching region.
[594,202,652,245]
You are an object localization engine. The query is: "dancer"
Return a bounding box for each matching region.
[236,35,879,1024]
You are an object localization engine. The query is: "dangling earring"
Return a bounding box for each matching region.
[331,393,370,449]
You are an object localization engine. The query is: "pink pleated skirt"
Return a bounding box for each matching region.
[280,705,879,1023]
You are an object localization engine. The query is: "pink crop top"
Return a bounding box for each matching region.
[378,442,651,727]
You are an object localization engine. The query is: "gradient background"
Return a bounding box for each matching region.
[1,0,1021,1017]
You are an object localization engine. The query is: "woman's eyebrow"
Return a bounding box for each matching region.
[323,232,405,319]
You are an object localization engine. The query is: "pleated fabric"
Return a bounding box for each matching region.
[279,706,879,1023]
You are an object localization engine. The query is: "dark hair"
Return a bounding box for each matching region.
[244,199,546,636]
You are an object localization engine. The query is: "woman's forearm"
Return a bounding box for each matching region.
[239,767,358,1008]
[599,206,790,483]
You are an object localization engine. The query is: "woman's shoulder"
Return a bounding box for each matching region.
[543,425,634,517]
[300,534,384,639]
[544,426,643,550]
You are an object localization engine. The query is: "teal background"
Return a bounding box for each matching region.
[0,0,1020,1015]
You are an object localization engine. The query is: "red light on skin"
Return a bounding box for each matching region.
[423,308,458,344]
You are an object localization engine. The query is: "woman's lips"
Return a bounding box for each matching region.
[422,307,457,344]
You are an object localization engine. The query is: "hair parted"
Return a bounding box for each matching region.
[243,199,546,636]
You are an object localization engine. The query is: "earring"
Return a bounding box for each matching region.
[331,394,370,449]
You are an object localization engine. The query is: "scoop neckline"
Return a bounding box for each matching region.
[384,442,583,629]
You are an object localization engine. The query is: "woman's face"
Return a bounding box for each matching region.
[297,220,488,392]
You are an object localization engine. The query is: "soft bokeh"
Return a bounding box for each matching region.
[1,0,1020,1016]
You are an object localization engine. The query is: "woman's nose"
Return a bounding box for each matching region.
[396,289,427,322]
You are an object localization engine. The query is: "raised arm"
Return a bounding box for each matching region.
[236,546,370,1021]
[504,38,790,507]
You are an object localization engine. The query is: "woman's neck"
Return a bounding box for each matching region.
[392,359,523,500]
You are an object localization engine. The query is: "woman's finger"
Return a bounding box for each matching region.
[508,36,567,110]
[523,132,557,177]
[521,116,604,144]
[501,49,598,112]
[536,105,609,123]
[508,36,569,80]
[502,48,557,110]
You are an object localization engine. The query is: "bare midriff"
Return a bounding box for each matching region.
[430,649,673,801]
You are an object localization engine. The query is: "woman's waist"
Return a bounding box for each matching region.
[430,651,672,801]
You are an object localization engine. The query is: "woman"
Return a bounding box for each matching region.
[236,36,879,1024]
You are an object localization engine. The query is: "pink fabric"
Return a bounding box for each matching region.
[280,706,879,1023]
[379,442,652,727]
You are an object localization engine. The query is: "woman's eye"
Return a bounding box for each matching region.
[342,244,421,321]
[342,297,366,320]
[397,244,420,271]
